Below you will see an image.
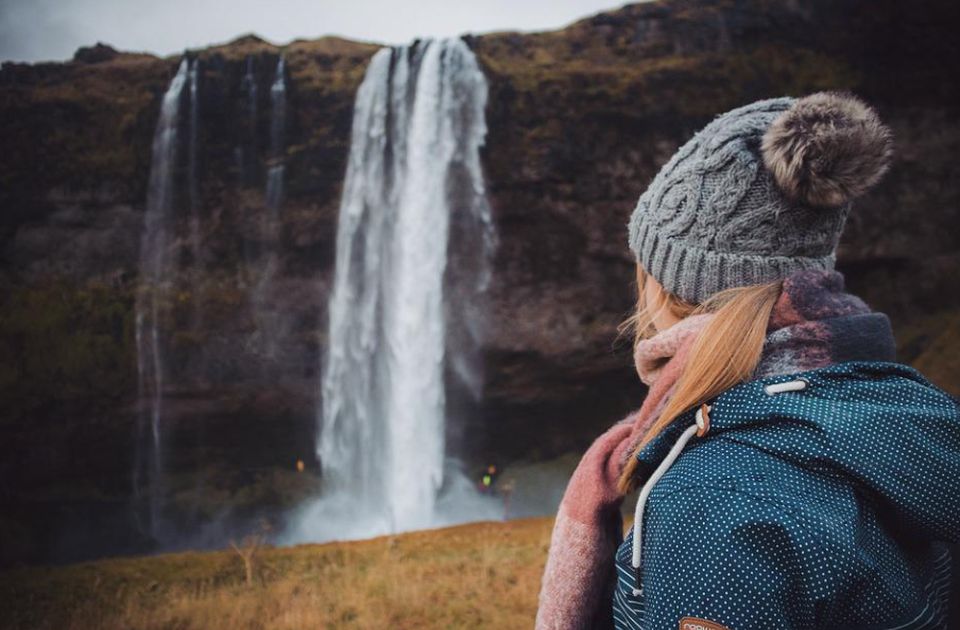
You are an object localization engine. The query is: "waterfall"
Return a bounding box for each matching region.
[186,59,204,328]
[187,59,200,220]
[134,57,191,538]
[315,38,496,537]
[265,56,286,211]
[250,55,287,362]
[237,55,258,184]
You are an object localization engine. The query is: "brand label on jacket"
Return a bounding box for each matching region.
[679,617,730,630]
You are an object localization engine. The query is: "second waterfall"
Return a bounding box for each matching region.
[315,38,496,536]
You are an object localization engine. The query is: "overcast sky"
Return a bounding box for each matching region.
[0,0,626,63]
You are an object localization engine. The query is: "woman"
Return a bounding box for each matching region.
[536,93,960,629]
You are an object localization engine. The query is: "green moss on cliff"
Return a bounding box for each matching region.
[0,279,135,426]
[0,56,169,208]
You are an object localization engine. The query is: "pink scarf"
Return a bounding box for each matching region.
[535,314,713,629]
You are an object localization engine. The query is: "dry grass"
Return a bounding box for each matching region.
[0,518,554,630]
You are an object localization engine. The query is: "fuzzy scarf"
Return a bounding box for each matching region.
[535,269,895,629]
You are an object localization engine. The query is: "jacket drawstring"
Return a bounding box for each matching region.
[631,403,711,596]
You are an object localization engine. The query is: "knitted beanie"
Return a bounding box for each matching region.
[627,92,893,304]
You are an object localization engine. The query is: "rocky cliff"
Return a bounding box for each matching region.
[1,0,958,564]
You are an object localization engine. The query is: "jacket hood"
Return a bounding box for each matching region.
[635,360,960,544]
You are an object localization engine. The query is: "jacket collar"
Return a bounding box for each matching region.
[633,360,927,470]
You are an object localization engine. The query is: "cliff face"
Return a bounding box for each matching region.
[0,36,378,563]
[1,0,958,564]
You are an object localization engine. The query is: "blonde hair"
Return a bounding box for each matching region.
[617,266,783,494]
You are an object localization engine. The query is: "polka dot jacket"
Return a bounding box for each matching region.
[613,361,959,630]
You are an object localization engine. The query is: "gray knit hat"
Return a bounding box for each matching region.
[628,92,893,303]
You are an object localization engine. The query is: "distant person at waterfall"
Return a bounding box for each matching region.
[536,92,960,629]
[479,464,499,494]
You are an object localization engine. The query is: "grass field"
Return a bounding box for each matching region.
[0,517,554,630]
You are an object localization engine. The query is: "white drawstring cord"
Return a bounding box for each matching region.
[630,404,710,596]
[627,379,812,595]
[764,378,808,395]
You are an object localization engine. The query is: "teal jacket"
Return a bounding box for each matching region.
[613,361,960,630]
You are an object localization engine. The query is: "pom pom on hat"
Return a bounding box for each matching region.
[761,92,893,207]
